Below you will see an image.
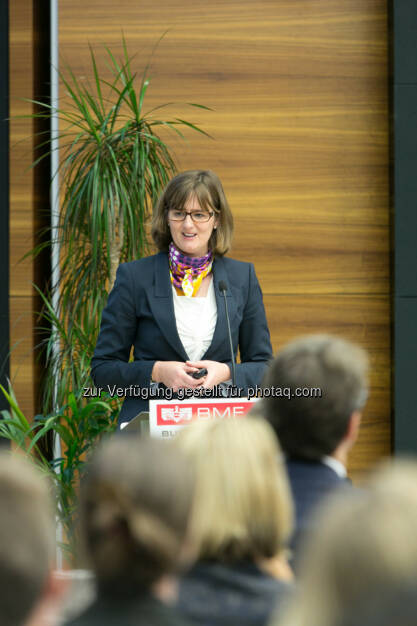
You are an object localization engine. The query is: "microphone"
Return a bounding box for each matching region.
[218,281,236,387]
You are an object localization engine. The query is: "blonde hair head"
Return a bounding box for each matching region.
[174,415,293,562]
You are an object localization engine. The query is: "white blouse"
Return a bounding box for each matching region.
[172,277,217,361]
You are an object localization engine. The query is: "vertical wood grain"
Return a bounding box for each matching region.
[57,0,391,480]
[9,1,390,479]
[9,0,36,418]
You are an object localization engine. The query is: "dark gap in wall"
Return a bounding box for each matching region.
[33,0,53,458]
[387,0,394,454]
[392,1,417,454]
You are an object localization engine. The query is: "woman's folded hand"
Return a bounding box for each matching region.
[152,361,203,392]
[185,360,231,389]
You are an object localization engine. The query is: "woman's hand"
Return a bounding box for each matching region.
[152,361,203,392]
[185,360,231,389]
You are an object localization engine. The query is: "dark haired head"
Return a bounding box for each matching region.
[261,334,368,460]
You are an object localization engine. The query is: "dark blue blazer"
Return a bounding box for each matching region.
[65,593,188,626]
[177,560,293,626]
[286,458,351,569]
[91,252,272,424]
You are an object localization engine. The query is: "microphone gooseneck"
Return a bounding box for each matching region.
[218,281,236,387]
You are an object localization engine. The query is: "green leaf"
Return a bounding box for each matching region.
[12,35,211,560]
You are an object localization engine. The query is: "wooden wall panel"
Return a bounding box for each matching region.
[57,0,390,479]
[9,298,36,412]
[9,0,36,418]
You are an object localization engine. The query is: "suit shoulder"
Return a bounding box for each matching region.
[287,460,344,487]
[119,253,162,272]
[115,253,164,289]
[220,256,252,269]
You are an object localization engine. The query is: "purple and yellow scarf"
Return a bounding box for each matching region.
[168,242,213,297]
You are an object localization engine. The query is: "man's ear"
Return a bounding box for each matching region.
[25,571,70,626]
[346,410,362,446]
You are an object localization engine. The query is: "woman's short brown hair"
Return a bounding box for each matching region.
[151,170,234,255]
[174,415,293,563]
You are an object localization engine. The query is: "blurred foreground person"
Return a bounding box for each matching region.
[274,459,417,626]
[336,585,417,626]
[174,416,294,626]
[261,334,369,564]
[0,453,65,626]
[65,436,195,626]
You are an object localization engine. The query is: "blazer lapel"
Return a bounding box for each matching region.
[203,256,237,360]
[148,253,189,361]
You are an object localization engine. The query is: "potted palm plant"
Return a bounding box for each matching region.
[33,39,210,413]
[2,38,210,559]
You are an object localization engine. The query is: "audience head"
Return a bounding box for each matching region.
[261,334,369,461]
[336,584,417,626]
[174,415,293,563]
[278,459,417,626]
[151,169,234,255]
[0,452,55,626]
[79,435,195,596]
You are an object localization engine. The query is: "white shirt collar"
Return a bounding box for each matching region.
[321,455,347,479]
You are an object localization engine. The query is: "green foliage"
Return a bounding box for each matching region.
[0,384,119,558]
[4,37,209,560]
[33,285,100,418]
[28,37,210,412]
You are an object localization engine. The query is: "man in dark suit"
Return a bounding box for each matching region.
[260,334,369,567]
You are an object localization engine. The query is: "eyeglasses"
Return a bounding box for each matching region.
[168,209,214,223]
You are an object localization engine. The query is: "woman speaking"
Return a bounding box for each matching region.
[91,170,272,425]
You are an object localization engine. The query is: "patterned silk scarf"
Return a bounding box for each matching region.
[168,242,213,297]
